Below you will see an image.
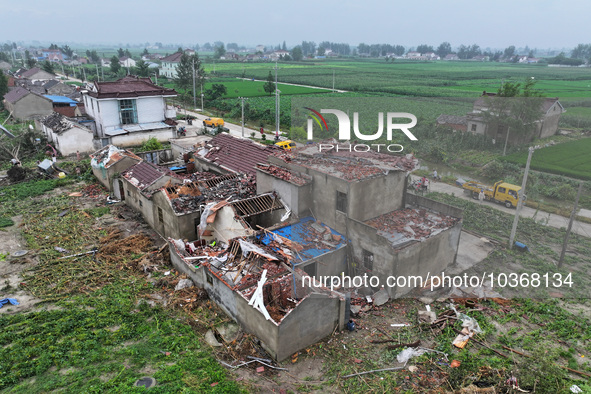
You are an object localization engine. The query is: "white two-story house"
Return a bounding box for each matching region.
[83,76,178,147]
[159,52,183,78]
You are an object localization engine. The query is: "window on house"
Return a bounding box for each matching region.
[127,190,130,196]
[119,99,138,125]
[336,191,347,213]
[471,124,477,132]
[362,249,374,271]
[139,200,143,207]
[158,207,163,223]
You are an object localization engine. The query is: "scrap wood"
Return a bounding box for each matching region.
[386,340,421,350]
[501,346,591,378]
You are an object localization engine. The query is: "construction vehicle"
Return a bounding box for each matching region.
[462,180,522,208]
[203,117,224,128]
[275,139,296,150]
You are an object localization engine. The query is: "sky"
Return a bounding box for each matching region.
[2,0,587,50]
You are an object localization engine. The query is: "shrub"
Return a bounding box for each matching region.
[140,137,163,152]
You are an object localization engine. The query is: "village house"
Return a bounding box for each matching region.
[83,76,178,147]
[44,95,81,118]
[101,136,464,361]
[436,114,468,132]
[40,112,94,156]
[159,52,183,78]
[193,133,275,175]
[90,145,142,193]
[43,80,77,96]
[465,93,565,143]
[41,49,67,61]
[119,56,136,68]
[17,67,55,82]
[3,87,53,120]
[0,61,11,71]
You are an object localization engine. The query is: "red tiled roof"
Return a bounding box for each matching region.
[122,161,167,191]
[4,86,30,103]
[160,52,184,62]
[88,76,177,99]
[202,134,275,175]
[20,67,54,78]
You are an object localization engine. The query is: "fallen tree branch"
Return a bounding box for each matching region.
[501,345,591,378]
[342,365,406,379]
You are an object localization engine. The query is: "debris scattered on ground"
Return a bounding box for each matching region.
[0,298,19,308]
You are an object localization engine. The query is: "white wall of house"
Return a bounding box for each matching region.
[110,128,175,148]
[160,62,178,78]
[120,58,137,67]
[84,95,170,138]
[41,124,95,155]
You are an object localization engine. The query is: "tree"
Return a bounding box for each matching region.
[503,45,516,59]
[41,60,55,74]
[173,53,205,93]
[436,42,452,57]
[213,45,226,59]
[416,44,434,54]
[0,72,8,103]
[124,49,132,58]
[317,47,325,56]
[142,48,149,56]
[205,83,227,100]
[61,45,74,58]
[291,46,303,61]
[482,78,544,155]
[135,59,150,77]
[263,71,275,96]
[117,48,125,58]
[110,55,121,74]
[25,50,36,68]
[282,41,287,51]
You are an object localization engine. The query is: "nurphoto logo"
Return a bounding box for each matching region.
[305,107,418,153]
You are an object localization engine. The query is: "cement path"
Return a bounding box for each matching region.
[413,176,591,239]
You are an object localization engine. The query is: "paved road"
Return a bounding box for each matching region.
[412,176,591,238]
[235,77,347,93]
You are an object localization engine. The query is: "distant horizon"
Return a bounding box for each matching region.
[2,0,587,50]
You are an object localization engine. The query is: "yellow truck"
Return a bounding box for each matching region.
[275,140,297,150]
[462,180,522,208]
[203,117,224,128]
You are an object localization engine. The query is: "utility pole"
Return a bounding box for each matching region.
[101,64,104,81]
[95,63,99,81]
[192,57,196,109]
[81,66,86,82]
[275,61,279,135]
[239,97,246,137]
[558,183,583,268]
[200,83,204,111]
[332,69,335,92]
[509,146,534,248]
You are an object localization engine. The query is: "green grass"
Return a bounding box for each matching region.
[164,76,331,99]
[503,137,591,180]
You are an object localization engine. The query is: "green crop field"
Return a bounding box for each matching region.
[205,59,591,98]
[163,77,330,99]
[503,137,591,180]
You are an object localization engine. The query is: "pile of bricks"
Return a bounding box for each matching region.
[256,164,309,186]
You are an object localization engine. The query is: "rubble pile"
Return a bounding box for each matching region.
[366,208,460,244]
[199,174,256,202]
[256,164,309,186]
[272,143,418,181]
[185,171,218,183]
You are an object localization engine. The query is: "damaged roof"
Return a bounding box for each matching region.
[255,163,311,186]
[365,207,461,248]
[87,76,177,99]
[261,216,346,262]
[90,145,141,169]
[197,133,275,175]
[122,161,169,191]
[273,144,418,181]
[41,112,89,134]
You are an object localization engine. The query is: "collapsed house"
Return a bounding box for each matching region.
[168,236,346,362]
[95,140,464,360]
[90,145,142,194]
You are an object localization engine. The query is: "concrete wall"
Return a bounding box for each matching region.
[136,149,174,165]
[405,194,464,219]
[48,126,95,156]
[194,156,232,175]
[256,169,312,215]
[9,94,53,120]
[151,191,200,241]
[167,240,344,361]
[467,120,487,136]
[347,216,462,297]
[85,95,168,138]
[212,206,249,244]
[295,245,348,278]
[92,156,141,191]
[122,177,156,228]
[539,112,561,139]
[110,127,175,148]
[348,171,406,222]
